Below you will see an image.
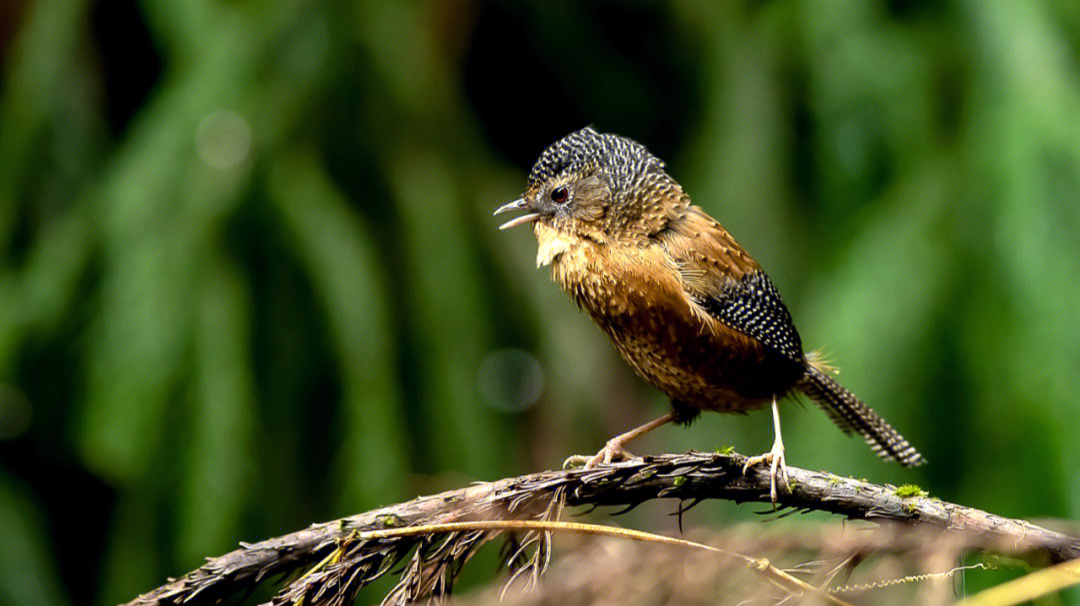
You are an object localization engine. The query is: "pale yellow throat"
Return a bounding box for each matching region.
[533,222,576,268]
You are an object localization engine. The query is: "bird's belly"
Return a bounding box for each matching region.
[596,307,803,413]
[547,238,803,412]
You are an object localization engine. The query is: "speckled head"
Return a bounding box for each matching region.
[526,127,661,188]
[495,127,686,238]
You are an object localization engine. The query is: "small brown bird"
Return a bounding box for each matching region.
[495,127,924,500]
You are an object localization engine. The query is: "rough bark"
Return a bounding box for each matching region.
[124,451,1080,605]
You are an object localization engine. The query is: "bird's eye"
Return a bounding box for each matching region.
[550,187,568,204]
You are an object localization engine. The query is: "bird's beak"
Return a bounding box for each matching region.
[493,197,542,230]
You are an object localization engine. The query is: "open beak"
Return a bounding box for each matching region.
[493,197,542,230]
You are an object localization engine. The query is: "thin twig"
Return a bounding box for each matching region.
[956,558,1080,606]
[349,519,854,606]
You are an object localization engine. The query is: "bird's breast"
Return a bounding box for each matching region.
[535,224,800,411]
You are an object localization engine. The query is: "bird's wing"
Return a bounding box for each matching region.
[659,206,805,363]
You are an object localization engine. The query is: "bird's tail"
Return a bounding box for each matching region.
[797,363,925,467]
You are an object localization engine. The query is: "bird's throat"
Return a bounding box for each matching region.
[534,222,578,268]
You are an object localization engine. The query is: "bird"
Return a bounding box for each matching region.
[494,127,925,501]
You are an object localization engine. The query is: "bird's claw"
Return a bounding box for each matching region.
[742,440,790,504]
[562,440,634,470]
[561,455,590,470]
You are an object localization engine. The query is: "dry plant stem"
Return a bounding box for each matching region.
[125,451,1080,606]
[957,558,1080,606]
[346,520,854,606]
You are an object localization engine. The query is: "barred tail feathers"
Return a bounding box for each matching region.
[797,365,925,467]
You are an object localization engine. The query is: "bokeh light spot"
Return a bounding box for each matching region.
[195,109,252,170]
[477,348,545,413]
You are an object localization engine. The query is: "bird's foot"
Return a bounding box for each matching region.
[561,455,589,470]
[562,440,635,470]
[561,414,675,470]
[742,437,790,504]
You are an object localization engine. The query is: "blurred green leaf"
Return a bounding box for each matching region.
[0,475,69,606]
[269,149,409,510]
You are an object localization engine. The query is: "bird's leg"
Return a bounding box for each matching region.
[741,396,790,503]
[563,413,675,469]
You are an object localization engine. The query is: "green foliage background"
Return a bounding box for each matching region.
[2,1,1080,604]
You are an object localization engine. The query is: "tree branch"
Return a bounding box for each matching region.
[124,451,1080,605]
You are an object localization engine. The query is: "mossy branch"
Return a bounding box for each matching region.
[124,451,1080,606]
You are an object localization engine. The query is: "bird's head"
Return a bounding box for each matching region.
[495,127,687,242]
